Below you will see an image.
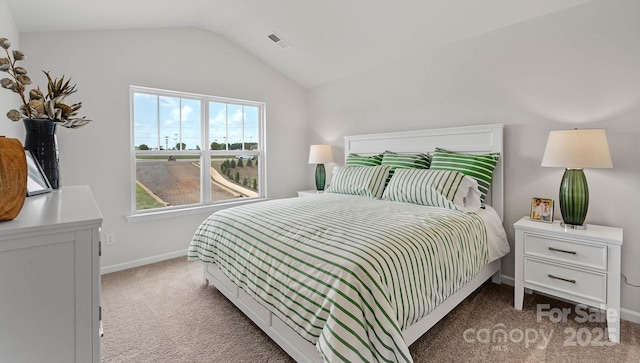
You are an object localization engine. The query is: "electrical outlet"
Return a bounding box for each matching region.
[105,233,116,245]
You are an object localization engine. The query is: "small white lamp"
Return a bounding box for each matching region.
[541,129,613,229]
[308,145,333,191]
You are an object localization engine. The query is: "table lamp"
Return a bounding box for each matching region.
[308,145,333,191]
[541,129,613,229]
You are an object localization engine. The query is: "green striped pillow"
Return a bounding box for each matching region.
[430,147,500,203]
[345,153,384,167]
[382,168,475,211]
[325,165,390,199]
[381,151,431,180]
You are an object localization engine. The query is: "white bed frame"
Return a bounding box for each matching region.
[202,123,505,362]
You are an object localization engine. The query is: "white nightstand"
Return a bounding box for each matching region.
[514,216,623,343]
[297,189,323,197]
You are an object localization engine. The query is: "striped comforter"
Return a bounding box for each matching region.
[188,193,488,362]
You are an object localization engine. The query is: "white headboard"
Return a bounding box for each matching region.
[344,124,504,220]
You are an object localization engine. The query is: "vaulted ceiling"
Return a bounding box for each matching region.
[7,0,594,89]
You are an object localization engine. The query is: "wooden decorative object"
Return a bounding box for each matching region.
[0,136,27,221]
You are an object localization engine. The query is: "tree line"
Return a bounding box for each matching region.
[220,159,258,190]
[136,141,257,151]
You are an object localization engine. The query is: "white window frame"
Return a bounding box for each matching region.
[128,86,267,220]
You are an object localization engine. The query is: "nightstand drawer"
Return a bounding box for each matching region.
[524,258,606,303]
[524,233,607,270]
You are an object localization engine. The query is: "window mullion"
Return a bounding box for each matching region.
[242,105,245,151]
[225,103,229,151]
[178,98,182,150]
[156,95,160,150]
[259,104,266,198]
[202,98,211,204]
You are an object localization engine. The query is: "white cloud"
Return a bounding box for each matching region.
[210,109,226,126]
[159,97,179,108]
[231,108,244,122]
[172,104,194,122]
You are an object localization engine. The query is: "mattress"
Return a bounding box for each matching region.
[188,193,508,362]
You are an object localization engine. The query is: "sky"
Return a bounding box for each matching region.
[133,92,260,151]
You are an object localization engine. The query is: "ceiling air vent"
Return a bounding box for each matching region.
[267,32,292,50]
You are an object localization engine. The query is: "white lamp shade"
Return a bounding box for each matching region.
[308,144,333,164]
[541,129,613,169]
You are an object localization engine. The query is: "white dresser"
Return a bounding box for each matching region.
[0,186,103,362]
[514,216,623,343]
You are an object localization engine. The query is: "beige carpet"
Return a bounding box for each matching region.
[101,257,640,362]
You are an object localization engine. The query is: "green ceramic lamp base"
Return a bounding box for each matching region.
[315,163,326,191]
[559,169,589,228]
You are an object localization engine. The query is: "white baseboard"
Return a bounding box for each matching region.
[101,249,187,275]
[621,308,640,324]
[498,274,640,324]
[499,274,514,287]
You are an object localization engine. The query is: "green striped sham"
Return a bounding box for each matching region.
[381,151,431,180]
[429,147,500,203]
[382,168,477,211]
[325,165,390,199]
[345,153,384,167]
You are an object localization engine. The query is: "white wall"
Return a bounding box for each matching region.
[0,27,308,270]
[308,0,640,313]
[0,0,22,139]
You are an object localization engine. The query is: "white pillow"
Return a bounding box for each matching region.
[458,175,482,213]
[382,168,481,212]
[325,165,390,199]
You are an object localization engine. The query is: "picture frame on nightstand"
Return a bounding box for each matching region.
[530,197,553,223]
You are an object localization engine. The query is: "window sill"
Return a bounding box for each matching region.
[125,197,269,223]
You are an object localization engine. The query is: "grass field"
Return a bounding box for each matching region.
[136,184,165,210]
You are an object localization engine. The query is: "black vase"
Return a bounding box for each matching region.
[23,118,60,189]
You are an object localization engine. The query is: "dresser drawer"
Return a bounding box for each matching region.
[524,233,607,270]
[524,258,606,303]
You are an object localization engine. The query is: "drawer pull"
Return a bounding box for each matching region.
[548,247,577,255]
[548,274,576,284]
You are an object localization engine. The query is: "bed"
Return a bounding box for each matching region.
[188,124,508,362]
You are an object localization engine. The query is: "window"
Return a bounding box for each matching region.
[131,86,265,213]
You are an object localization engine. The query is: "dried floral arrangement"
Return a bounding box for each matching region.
[0,37,90,128]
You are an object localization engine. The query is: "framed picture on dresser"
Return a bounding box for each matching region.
[530,197,553,223]
[25,150,52,196]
